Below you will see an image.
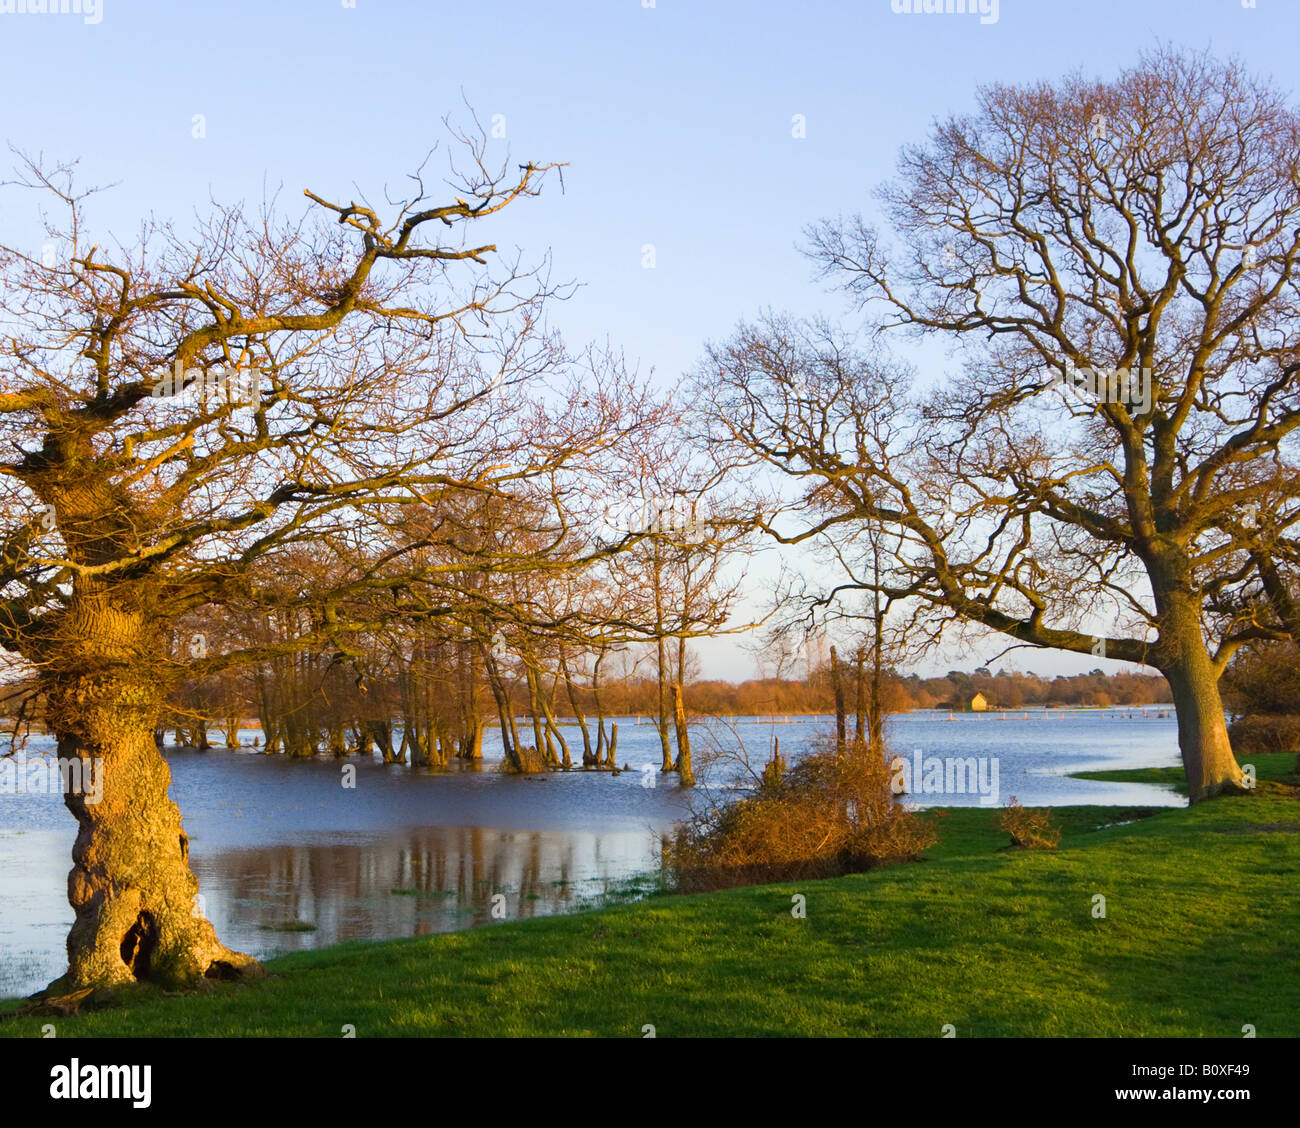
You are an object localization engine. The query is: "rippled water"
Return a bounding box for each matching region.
[0,708,1184,997]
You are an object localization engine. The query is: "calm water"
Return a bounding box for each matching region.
[0,708,1184,997]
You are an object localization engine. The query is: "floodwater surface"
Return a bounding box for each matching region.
[0,708,1184,997]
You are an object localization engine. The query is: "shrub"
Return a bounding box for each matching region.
[496,743,550,774]
[759,748,786,793]
[998,796,1060,849]
[665,738,936,892]
[1222,642,1300,716]
[1227,714,1300,757]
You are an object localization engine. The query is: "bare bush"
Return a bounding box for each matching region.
[666,737,936,892]
[998,796,1061,850]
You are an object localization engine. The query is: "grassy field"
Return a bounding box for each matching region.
[2,769,1296,1038]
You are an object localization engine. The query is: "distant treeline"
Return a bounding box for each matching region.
[638,667,1172,716]
[0,661,1171,765]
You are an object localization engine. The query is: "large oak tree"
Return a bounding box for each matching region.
[700,50,1300,801]
[0,130,659,990]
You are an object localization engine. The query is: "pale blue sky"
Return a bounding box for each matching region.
[1,0,1293,678]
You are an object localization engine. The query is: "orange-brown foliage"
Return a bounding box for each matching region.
[666,738,936,892]
[997,796,1061,849]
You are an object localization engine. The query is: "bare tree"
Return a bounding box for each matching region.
[0,122,668,991]
[604,443,754,785]
[702,50,1300,800]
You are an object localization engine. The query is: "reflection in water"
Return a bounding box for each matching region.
[199,826,663,959]
[0,709,1186,997]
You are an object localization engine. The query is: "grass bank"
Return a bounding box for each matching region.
[1070,750,1300,795]
[3,775,1297,1038]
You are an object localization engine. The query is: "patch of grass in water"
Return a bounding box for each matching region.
[1070,753,1299,795]
[257,920,317,933]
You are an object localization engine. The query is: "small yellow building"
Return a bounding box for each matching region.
[969,692,989,712]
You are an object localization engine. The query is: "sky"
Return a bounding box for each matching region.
[0,0,1294,679]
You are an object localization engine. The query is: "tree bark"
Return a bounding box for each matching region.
[671,681,693,786]
[371,720,399,764]
[1150,584,1245,802]
[854,645,866,746]
[869,605,885,761]
[40,604,259,992]
[1160,625,1244,801]
[656,635,673,772]
[460,719,484,761]
[830,646,847,752]
[483,649,523,772]
[560,652,595,767]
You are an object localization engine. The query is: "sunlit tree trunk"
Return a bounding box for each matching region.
[525,663,548,763]
[853,645,866,749]
[41,597,258,991]
[536,673,572,768]
[484,649,523,772]
[592,650,613,768]
[328,725,348,758]
[671,682,693,786]
[560,652,595,766]
[869,580,885,761]
[353,725,373,759]
[461,719,484,761]
[371,720,398,763]
[1153,593,1244,801]
[655,635,673,772]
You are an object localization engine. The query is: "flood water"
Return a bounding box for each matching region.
[0,708,1184,997]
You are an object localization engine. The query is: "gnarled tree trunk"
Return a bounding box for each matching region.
[40,602,260,992]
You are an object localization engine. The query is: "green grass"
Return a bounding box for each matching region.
[3,780,1297,1038]
[1070,752,1300,795]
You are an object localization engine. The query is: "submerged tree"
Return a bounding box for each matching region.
[701,49,1300,801]
[0,127,658,991]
